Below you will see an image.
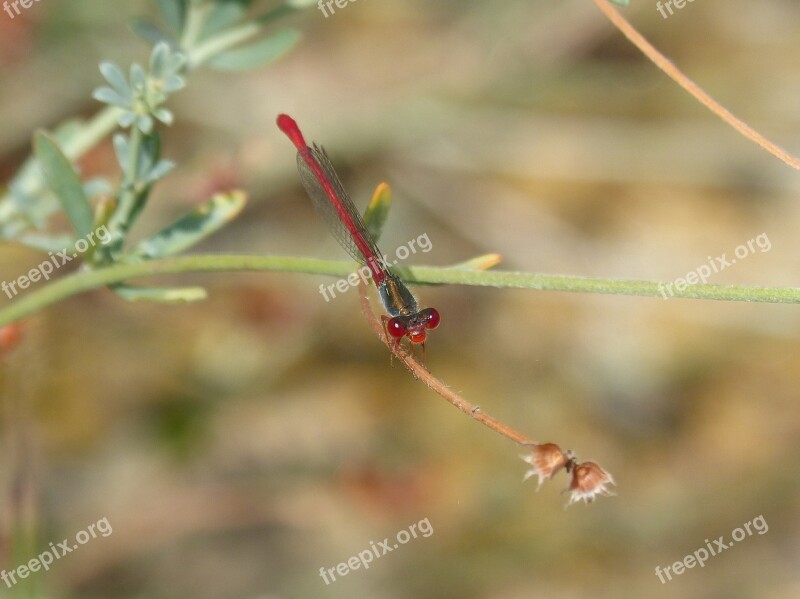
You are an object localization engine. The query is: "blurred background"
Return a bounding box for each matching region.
[2,0,800,597]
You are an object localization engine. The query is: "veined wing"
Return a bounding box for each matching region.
[295,143,388,284]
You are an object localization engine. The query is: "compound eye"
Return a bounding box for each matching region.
[386,317,407,338]
[422,308,440,330]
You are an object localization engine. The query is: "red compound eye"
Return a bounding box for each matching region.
[422,308,440,330]
[386,317,407,338]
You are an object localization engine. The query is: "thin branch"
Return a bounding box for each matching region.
[592,0,800,170]
[358,280,617,505]
[2,254,800,327]
[356,281,533,446]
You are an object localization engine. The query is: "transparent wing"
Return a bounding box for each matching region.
[295,144,387,274]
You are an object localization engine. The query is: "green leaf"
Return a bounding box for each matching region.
[112,133,129,170]
[363,182,392,242]
[7,158,57,228]
[99,61,131,97]
[153,107,174,126]
[149,40,170,75]
[130,18,171,45]
[157,0,187,36]
[92,87,130,109]
[15,233,75,253]
[130,63,147,89]
[3,120,86,237]
[133,190,247,258]
[33,131,94,239]
[200,0,249,39]
[207,29,300,71]
[144,159,174,184]
[113,284,208,303]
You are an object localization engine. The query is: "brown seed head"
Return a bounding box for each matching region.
[521,443,568,489]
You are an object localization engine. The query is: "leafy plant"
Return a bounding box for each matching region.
[0,0,310,300]
[1,0,797,315]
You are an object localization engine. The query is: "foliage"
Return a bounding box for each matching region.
[0,0,309,302]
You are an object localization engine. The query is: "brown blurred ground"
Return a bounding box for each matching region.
[2,1,800,597]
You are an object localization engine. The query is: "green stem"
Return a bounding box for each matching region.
[1,255,798,327]
[61,106,123,158]
[187,21,260,68]
[180,0,210,49]
[411,266,800,302]
[108,126,144,241]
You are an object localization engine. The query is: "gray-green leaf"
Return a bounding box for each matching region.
[133,190,247,258]
[200,1,248,40]
[16,233,75,253]
[112,133,129,170]
[92,87,131,109]
[130,63,147,89]
[156,0,187,36]
[99,61,131,97]
[208,29,301,71]
[33,131,94,239]
[130,18,171,46]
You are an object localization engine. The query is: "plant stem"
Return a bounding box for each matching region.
[186,21,260,68]
[1,254,799,327]
[108,126,144,242]
[593,0,800,170]
[357,280,534,445]
[180,0,210,50]
[62,106,123,159]
[409,266,800,303]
